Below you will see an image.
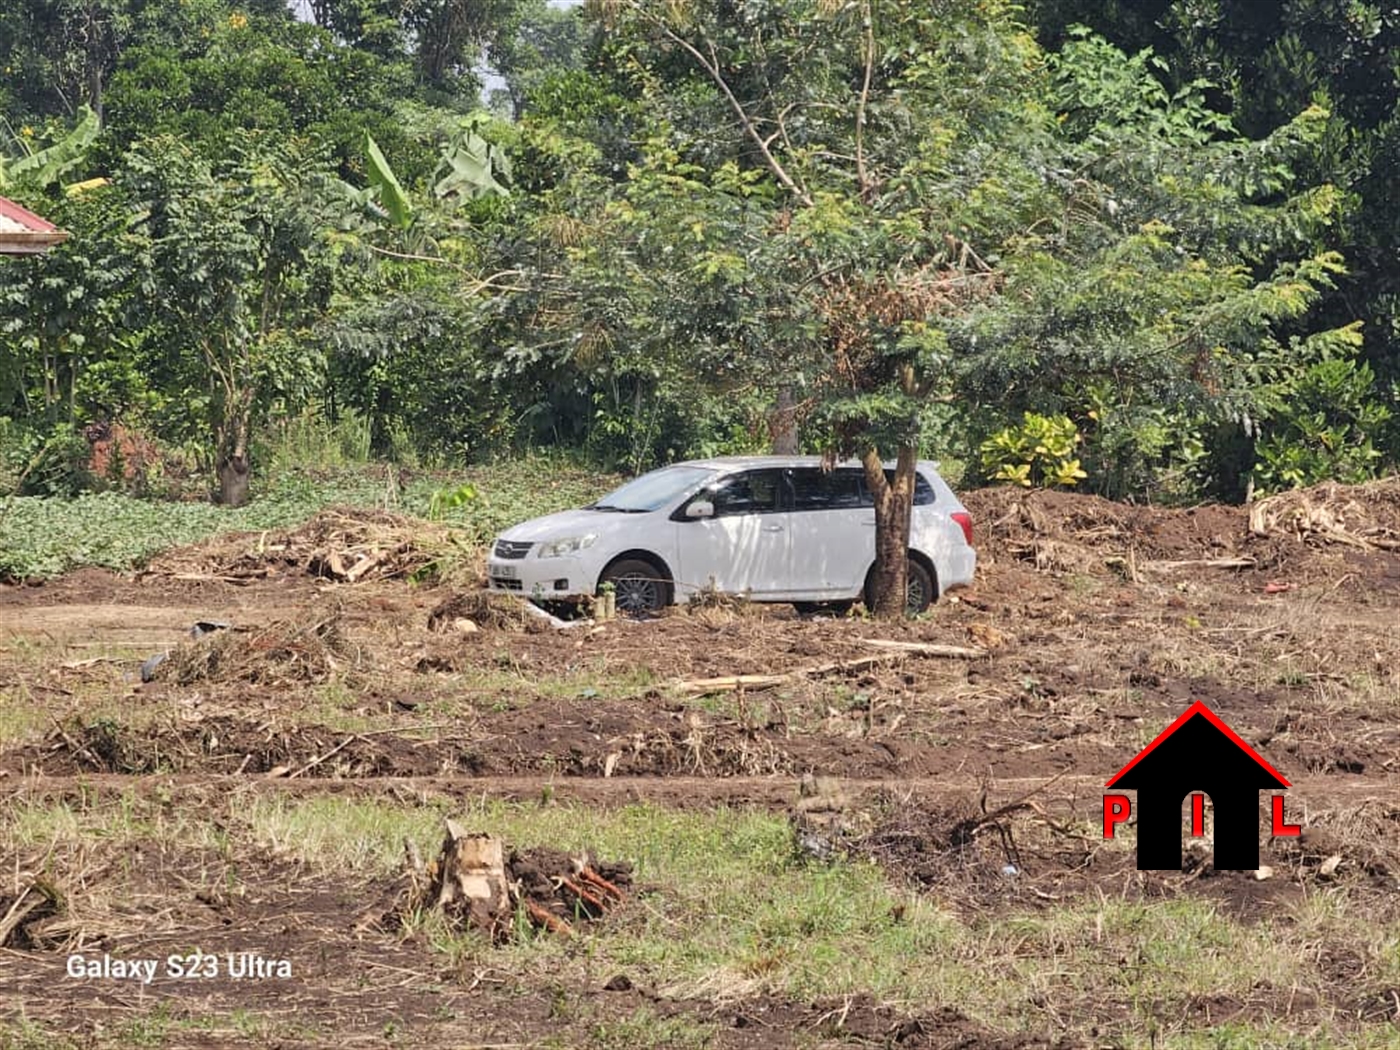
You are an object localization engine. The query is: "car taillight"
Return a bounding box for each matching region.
[951,511,974,546]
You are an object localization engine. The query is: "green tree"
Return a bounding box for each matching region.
[123,137,340,505]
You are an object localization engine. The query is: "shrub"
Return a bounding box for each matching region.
[979,412,1088,488]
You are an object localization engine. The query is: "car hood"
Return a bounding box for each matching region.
[497,508,649,543]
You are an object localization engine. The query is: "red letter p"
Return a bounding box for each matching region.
[1103,794,1131,839]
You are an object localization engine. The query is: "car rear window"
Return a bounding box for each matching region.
[788,468,865,511]
[787,467,935,509]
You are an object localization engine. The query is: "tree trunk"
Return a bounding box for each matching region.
[862,443,916,619]
[216,399,252,507]
[770,384,798,454]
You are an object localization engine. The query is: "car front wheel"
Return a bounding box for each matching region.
[598,558,668,617]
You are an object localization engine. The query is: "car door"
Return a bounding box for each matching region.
[785,467,870,598]
[674,469,790,596]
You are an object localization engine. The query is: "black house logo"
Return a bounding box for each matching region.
[1103,701,1300,870]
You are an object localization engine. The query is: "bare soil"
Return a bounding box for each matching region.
[3,480,1400,1047]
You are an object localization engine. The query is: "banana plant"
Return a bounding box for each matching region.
[356,116,510,233]
[0,106,101,192]
[365,132,413,228]
[433,113,511,203]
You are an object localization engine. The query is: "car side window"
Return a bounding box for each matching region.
[789,468,864,511]
[708,470,784,517]
[857,471,936,507]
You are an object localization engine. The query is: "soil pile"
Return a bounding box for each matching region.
[426,590,545,632]
[964,475,1400,583]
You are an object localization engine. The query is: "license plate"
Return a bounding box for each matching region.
[493,564,519,579]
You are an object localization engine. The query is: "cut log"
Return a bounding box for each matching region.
[345,550,384,582]
[0,887,45,948]
[672,640,986,694]
[674,673,791,694]
[860,639,986,659]
[1142,557,1256,571]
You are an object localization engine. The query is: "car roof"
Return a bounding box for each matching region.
[674,455,943,472]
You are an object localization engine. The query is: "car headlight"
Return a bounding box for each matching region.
[537,534,597,559]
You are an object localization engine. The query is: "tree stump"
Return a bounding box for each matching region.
[424,821,511,937]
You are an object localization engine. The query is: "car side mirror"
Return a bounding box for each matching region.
[685,500,714,520]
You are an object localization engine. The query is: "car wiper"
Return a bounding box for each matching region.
[590,503,646,513]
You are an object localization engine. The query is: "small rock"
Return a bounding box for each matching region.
[453,618,480,634]
[1319,854,1342,877]
[603,974,632,992]
[1254,865,1274,881]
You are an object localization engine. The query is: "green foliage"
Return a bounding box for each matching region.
[980,412,1088,488]
[1252,331,1393,492]
[0,105,100,191]
[123,135,344,499]
[365,133,412,228]
[432,114,511,203]
[426,482,478,521]
[1,0,1398,511]
[0,458,616,580]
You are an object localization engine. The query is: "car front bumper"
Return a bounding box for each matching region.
[486,554,592,600]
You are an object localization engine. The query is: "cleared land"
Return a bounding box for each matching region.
[2,479,1400,1048]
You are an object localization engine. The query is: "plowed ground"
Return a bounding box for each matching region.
[3,480,1399,1048]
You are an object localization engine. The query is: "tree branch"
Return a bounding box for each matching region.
[856,0,875,201]
[628,2,814,208]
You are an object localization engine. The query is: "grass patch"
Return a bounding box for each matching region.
[0,455,617,581]
[232,795,1397,1043]
[6,792,1400,1046]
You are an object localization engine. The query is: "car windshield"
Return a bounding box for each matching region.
[589,465,717,513]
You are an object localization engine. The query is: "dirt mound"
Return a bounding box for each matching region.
[964,476,1400,586]
[145,507,456,584]
[963,487,1251,571]
[153,612,357,685]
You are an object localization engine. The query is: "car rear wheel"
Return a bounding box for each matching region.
[904,560,935,613]
[598,558,668,617]
[864,558,936,615]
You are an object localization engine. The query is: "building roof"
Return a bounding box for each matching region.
[0,195,67,255]
[1106,700,1290,790]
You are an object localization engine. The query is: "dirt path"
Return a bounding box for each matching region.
[5,770,1396,806]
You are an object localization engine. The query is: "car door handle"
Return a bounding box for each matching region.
[762,524,785,533]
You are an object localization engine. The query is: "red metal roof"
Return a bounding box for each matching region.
[0,195,67,254]
[1105,700,1291,788]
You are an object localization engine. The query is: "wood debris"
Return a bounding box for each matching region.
[673,638,986,694]
[144,508,453,584]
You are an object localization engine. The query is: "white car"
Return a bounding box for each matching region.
[486,456,976,615]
